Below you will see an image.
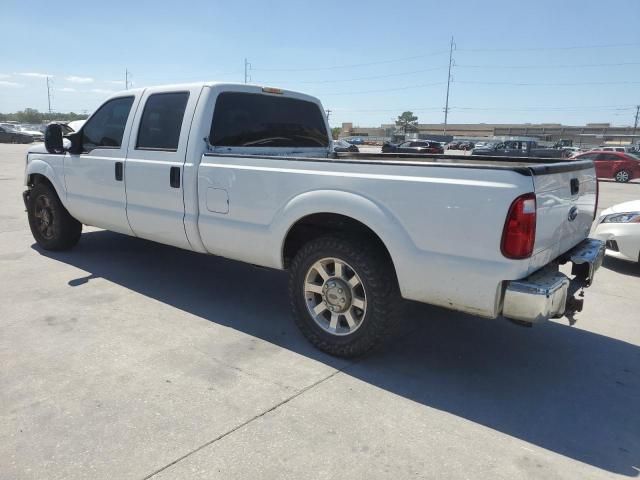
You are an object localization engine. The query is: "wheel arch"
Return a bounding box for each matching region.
[25,160,67,207]
[276,190,413,279]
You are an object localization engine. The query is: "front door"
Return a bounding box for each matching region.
[124,87,198,250]
[64,95,138,234]
[595,153,617,178]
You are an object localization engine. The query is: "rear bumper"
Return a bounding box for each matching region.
[502,238,605,323]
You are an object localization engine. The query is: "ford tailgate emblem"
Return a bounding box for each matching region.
[568,206,578,222]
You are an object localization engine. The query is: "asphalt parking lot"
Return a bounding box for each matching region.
[1,144,639,479]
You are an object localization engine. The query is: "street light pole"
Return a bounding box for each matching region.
[443,36,454,135]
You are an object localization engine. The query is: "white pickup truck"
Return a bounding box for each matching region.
[24,82,605,357]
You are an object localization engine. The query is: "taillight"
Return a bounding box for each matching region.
[501,193,536,259]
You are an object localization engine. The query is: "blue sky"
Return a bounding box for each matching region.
[1,0,639,127]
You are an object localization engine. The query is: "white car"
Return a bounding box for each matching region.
[67,119,86,132]
[594,200,640,263]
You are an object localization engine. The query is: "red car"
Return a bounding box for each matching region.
[573,151,640,183]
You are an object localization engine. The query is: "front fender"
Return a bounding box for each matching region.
[272,189,416,270]
[25,158,68,208]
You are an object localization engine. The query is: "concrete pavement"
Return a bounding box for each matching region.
[1,144,638,479]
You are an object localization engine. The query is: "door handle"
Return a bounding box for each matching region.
[115,162,123,181]
[170,166,180,188]
[570,178,579,195]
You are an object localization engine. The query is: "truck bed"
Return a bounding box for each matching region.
[206,151,594,176]
[336,152,592,174]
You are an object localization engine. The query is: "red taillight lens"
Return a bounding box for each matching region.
[501,193,536,259]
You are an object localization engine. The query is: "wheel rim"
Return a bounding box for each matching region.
[33,194,55,240]
[616,171,629,182]
[303,257,367,336]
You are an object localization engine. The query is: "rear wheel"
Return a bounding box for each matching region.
[614,169,631,183]
[27,182,82,250]
[289,235,399,357]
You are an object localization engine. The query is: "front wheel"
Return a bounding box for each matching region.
[288,235,400,358]
[614,169,631,183]
[27,182,82,250]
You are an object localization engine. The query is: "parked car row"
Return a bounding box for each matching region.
[0,121,83,144]
[446,141,475,151]
[0,124,44,143]
[333,139,359,153]
[381,140,444,154]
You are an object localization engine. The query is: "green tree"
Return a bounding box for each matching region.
[0,109,89,124]
[395,111,418,134]
[331,127,341,140]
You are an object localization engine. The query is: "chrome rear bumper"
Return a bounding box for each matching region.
[502,238,605,324]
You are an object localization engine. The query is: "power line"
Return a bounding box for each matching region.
[316,81,446,96]
[457,42,640,52]
[456,61,640,69]
[455,80,640,87]
[258,66,448,85]
[327,105,635,113]
[452,105,636,111]
[252,50,449,72]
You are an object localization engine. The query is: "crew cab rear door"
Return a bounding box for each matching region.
[125,85,201,249]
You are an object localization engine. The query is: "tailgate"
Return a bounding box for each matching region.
[529,161,597,271]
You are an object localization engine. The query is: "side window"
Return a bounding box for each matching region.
[136,92,189,151]
[210,92,329,148]
[580,153,597,160]
[82,96,134,151]
[602,154,621,161]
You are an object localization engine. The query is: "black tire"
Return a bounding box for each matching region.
[614,169,631,183]
[288,234,399,358]
[27,182,82,250]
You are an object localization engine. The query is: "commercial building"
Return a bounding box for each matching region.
[340,122,638,146]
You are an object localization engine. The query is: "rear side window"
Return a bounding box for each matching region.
[136,92,189,151]
[600,153,621,161]
[82,96,134,150]
[210,92,329,148]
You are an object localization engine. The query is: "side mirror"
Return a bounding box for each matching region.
[45,123,64,154]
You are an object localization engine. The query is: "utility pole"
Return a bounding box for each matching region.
[125,68,131,90]
[443,36,455,135]
[46,76,52,114]
[244,58,251,84]
[326,109,332,122]
[632,105,640,145]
